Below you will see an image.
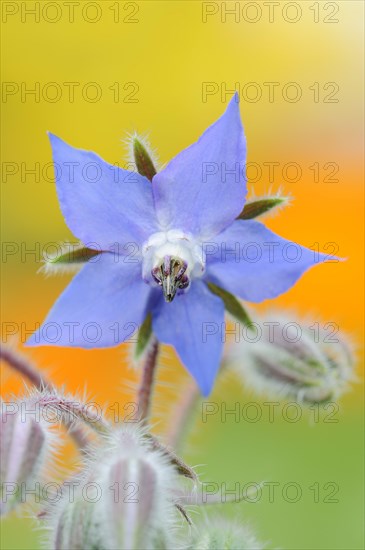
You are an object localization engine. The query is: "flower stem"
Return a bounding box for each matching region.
[0,345,44,389]
[137,337,159,424]
[167,381,200,452]
[33,391,111,436]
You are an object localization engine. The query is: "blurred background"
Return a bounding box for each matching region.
[1,1,364,548]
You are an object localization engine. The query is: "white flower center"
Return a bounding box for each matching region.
[142,230,205,302]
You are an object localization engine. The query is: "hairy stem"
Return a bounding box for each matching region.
[167,381,200,451]
[33,391,111,436]
[137,337,159,424]
[0,344,91,452]
[0,345,44,389]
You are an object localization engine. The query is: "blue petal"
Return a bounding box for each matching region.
[48,133,159,252]
[205,220,328,302]
[152,280,225,395]
[152,94,246,239]
[27,254,151,348]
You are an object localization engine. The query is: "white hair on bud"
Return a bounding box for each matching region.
[245,185,292,218]
[45,422,183,550]
[0,393,61,516]
[186,513,266,549]
[225,310,357,404]
[38,241,88,277]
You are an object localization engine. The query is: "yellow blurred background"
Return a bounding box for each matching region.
[1,1,364,549]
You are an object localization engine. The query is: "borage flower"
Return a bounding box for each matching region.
[28,94,327,395]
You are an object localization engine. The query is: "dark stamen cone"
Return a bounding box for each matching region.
[152,257,189,303]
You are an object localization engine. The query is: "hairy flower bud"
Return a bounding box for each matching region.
[52,494,101,550]
[50,424,179,550]
[186,516,265,550]
[0,403,52,515]
[225,312,356,403]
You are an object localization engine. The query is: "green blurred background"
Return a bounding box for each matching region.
[1,1,364,548]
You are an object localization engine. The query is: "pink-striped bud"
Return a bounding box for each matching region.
[0,403,51,515]
[52,492,100,550]
[51,425,179,549]
[226,312,356,403]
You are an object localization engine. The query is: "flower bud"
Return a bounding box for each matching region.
[186,516,265,550]
[225,312,356,403]
[51,424,179,549]
[0,404,51,515]
[51,493,101,550]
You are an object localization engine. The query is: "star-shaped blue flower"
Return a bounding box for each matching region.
[28,95,326,395]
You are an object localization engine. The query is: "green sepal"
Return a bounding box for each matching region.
[135,313,153,358]
[237,196,288,220]
[133,137,157,181]
[49,246,101,265]
[207,282,253,329]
